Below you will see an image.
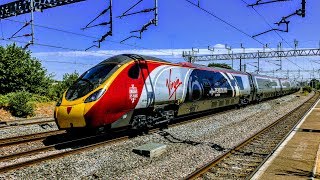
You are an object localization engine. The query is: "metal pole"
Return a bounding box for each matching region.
[231,51,234,69]
[154,0,158,25]
[240,57,242,71]
[257,50,260,73]
[110,0,113,34]
[30,0,34,44]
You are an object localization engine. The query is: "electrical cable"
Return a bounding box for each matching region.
[185,0,265,45]
[240,0,305,70]
[185,0,304,70]
[2,18,173,56]
[0,38,106,65]
[39,60,95,66]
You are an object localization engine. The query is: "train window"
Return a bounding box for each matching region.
[202,79,211,88]
[128,63,140,79]
[202,79,211,98]
[212,73,224,87]
[256,78,270,89]
[234,76,244,90]
[66,63,116,101]
[192,83,202,101]
[271,81,278,87]
[282,82,290,87]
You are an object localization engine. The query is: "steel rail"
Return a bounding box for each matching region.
[0,136,128,174]
[0,118,54,129]
[0,92,303,174]
[185,92,319,179]
[0,130,64,148]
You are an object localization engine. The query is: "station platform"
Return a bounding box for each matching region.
[253,98,320,180]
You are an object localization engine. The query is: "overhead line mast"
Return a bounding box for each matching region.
[182,48,320,62]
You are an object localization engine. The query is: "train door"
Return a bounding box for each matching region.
[138,60,155,108]
[126,61,144,110]
[225,73,239,97]
[248,74,257,101]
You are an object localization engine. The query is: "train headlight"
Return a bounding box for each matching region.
[84,89,106,103]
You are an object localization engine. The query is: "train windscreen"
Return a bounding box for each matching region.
[65,63,117,101]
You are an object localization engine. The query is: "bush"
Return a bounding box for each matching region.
[47,72,79,100]
[30,94,51,103]
[8,91,35,117]
[302,86,312,93]
[0,94,9,108]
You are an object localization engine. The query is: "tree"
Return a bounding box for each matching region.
[0,44,52,95]
[208,63,232,69]
[48,72,79,100]
[309,78,320,89]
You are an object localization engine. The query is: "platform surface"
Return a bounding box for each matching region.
[254,99,320,179]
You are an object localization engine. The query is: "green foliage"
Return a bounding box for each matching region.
[309,79,320,89]
[0,44,52,95]
[47,72,79,100]
[302,86,312,93]
[8,91,35,117]
[208,63,232,69]
[30,94,51,103]
[0,95,9,108]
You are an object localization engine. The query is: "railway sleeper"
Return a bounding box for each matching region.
[210,170,248,178]
[230,153,267,160]
[220,159,262,168]
[214,165,255,173]
[226,155,264,163]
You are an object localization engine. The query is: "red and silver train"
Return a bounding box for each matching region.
[54,54,299,131]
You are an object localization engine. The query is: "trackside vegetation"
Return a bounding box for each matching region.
[0,44,79,117]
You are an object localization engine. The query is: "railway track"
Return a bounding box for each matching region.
[0,129,132,173]
[0,93,304,174]
[0,130,65,148]
[0,104,238,174]
[185,92,320,180]
[0,117,54,129]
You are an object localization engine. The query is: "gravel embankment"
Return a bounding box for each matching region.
[0,92,313,179]
[0,122,58,140]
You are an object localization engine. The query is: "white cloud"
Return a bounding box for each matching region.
[31,45,320,80]
[213,44,226,49]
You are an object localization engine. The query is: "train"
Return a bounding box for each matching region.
[54,54,300,132]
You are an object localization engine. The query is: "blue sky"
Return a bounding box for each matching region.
[1,0,320,80]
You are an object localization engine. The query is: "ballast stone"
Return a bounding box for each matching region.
[132,143,167,158]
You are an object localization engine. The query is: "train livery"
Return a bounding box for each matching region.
[54,54,299,131]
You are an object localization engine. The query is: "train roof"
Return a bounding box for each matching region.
[99,54,169,64]
[179,62,248,75]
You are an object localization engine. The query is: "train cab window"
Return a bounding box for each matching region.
[66,63,117,101]
[128,63,140,79]
[234,76,244,90]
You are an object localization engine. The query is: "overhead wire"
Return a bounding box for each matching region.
[2,18,174,56]
[184,0,265,45]
[185,0,304,70]
[39,60,95,66]
[240,0,305,70]
[0,38,102,65]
